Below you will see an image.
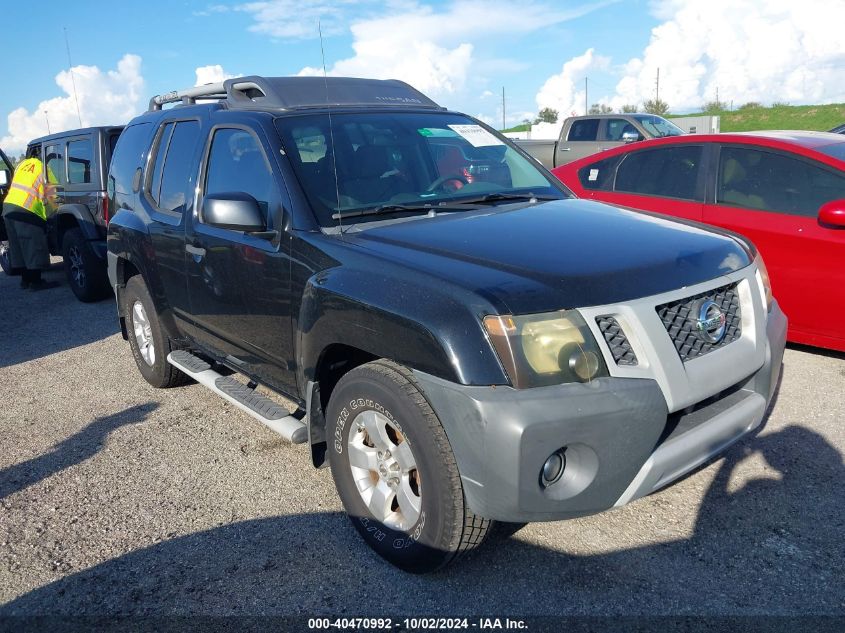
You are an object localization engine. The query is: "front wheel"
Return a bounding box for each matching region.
[327,360,491,573]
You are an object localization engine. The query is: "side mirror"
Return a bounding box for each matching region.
[0,169,9,187]
[621,131,640,143]
[818,199,845,228]
[202,192,266,232]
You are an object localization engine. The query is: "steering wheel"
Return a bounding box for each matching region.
[425,174,469,193]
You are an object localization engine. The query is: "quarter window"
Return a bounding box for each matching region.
[67,139,94,184]
[567,119,599,142]
[204,128,275,221]
[614,145,703,201]
[147,121,201,215]
[578,155,622,191]
[717,146,845,217]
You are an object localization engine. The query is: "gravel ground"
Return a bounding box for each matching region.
[0,261,843,618]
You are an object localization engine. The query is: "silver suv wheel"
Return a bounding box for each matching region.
[347,409,421,531]
[131,300,155,366]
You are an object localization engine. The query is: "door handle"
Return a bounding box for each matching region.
[185,244,206,257]
[559,147,571,151]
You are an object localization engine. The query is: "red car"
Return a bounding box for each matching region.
[552,132,845,352]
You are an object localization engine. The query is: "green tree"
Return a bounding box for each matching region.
[739,101,763,110]
[589,103,613,114]
[621,104,638,113]
[703,100,728,113]
[643,98,669,115]
[534,107,559,124]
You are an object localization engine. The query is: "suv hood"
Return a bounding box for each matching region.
[344,199,750,314]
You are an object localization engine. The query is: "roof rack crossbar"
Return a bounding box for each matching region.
[148,83,226,111]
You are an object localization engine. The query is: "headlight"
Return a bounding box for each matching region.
[483,310,608,388]
[754,252,773,312]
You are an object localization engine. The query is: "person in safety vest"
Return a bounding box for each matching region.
[1,146,59,290]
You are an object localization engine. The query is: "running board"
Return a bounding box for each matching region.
[167,350,307,444]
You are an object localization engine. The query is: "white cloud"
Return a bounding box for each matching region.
[536,48,610,116]
[235,0,377,39]
[537,0,845,114]
[1,54,144,155]
[295,1,613,98]
[195,64,237,86]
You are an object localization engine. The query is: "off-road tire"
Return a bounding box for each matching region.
[62,228,110,302]
[123,275,189,388]
[327,359,491,573]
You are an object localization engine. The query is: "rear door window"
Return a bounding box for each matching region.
[717,146,845,217]
[567,119,599,142]
[67,138,94,185]
[614,145,704,201]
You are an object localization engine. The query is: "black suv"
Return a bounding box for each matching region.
[23,126,123,300]
[0,147,14,273]
[107,77,786,572]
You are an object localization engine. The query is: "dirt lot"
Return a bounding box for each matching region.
[0,262,843,619]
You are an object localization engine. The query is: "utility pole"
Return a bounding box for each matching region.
[655,67,660,103]
[44,110,51,134]
[716,86,719,107]
[585,77,588,115]
[502,86,505,130]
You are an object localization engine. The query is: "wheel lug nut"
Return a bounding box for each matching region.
[390,463,400,471]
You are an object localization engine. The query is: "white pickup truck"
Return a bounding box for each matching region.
[513,113,685,169]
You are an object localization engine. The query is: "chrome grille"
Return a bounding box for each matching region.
[656,283,741,362]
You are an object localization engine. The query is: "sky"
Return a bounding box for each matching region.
[1,0,844,154]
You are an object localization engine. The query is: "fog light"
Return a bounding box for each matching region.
[541,450,566,487]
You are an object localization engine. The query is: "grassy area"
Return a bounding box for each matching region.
[668,103,845,132]
[504,103,845,134]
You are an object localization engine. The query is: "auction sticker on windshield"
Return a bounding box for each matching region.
[448,124,504,148]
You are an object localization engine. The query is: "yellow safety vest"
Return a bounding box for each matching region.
[4,158,47,220]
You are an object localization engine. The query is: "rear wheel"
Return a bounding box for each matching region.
[327,360,491,573]
[62,228,109,301]
[123,275,189,388]
[0,240,10,275]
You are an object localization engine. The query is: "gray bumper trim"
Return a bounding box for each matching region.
[613,390,766,506]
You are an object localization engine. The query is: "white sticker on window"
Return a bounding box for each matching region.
[588,169,599,181]
[447,124,504,147]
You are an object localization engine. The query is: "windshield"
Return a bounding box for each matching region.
[275,111,567,226]
[633,115,684,138]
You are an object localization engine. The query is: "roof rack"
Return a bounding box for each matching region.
[147,76,443,113]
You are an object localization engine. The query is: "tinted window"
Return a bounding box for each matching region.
[67,139,94,184]
[614,145,703,201]
[158,121,201,215]
[204,128,274,221]
[603,119,641,142]
[567,119,599,142]
[45,143,66,185]
[578,155,622,191]
[147,122,174,206]
[717,146,845,217]
[109,122,152,199]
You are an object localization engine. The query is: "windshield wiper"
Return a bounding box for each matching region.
[331,201,483,220]
[449,192,562,206]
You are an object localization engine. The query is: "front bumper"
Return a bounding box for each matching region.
[413,300,787,523]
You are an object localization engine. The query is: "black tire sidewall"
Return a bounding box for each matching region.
[62,229,107,302]
[327,364,462,573]
[123,276,172,388]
